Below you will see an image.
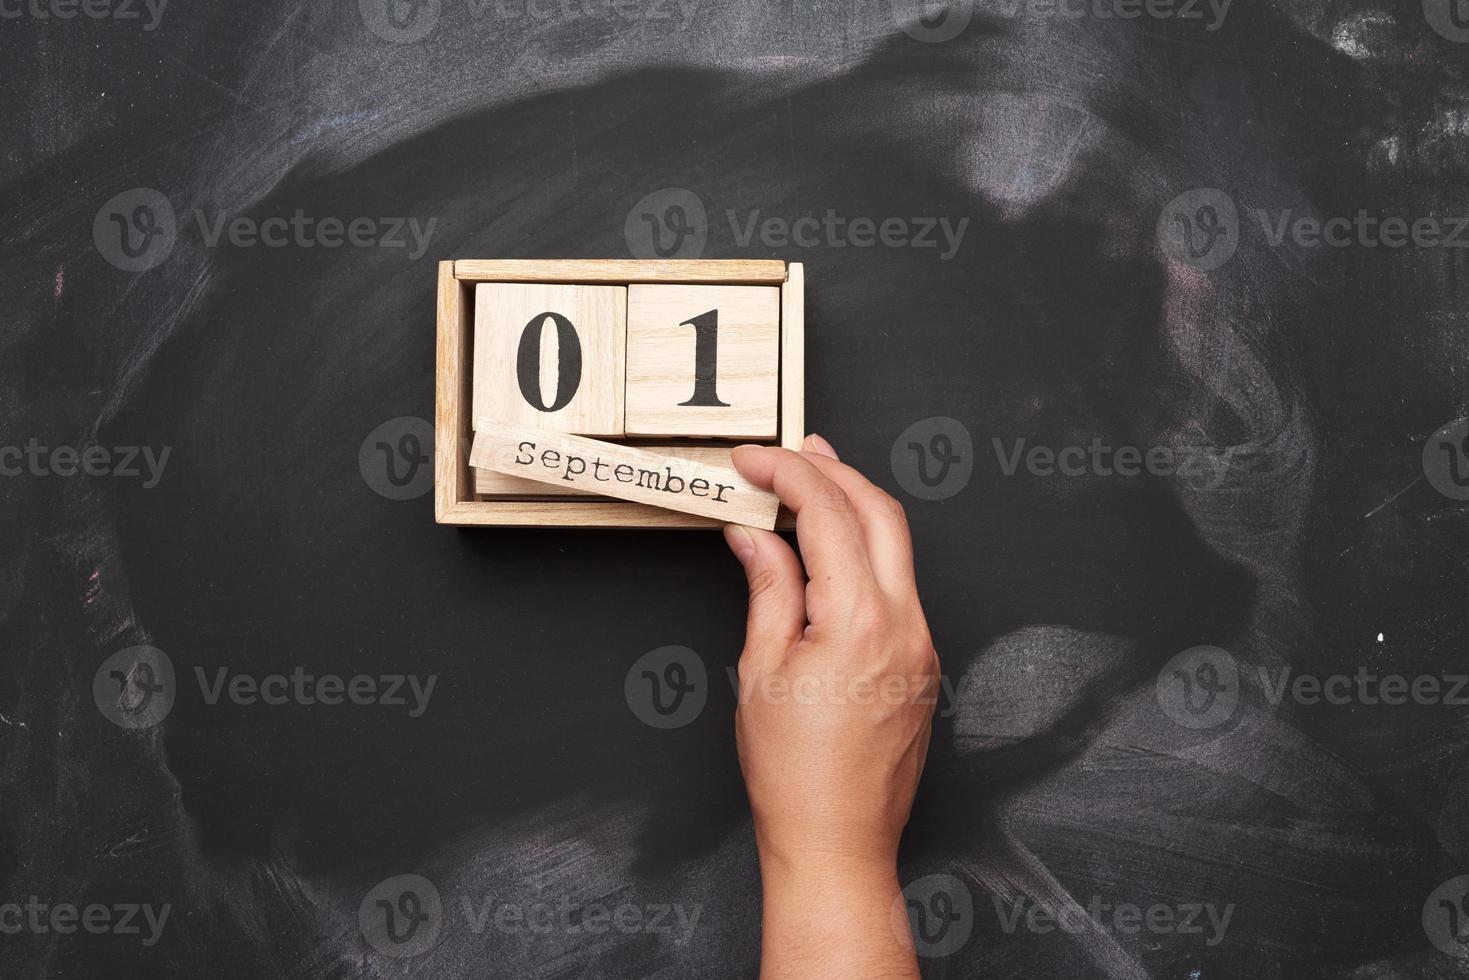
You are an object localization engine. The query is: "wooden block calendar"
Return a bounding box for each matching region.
[435,260,804,529]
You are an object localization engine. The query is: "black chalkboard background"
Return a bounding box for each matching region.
[4,1,1469,977]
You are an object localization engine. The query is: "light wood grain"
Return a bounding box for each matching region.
[625,284,780,439]
[473,283,626,437]
[474,444,737,497]
[442,500,727,529]
[471,422,779,529]
[455,259,787,284]
[780,263,805,451]
[435,263,469,522]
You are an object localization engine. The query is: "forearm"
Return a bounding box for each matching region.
[757,851,920,980]
[728,438,935,979]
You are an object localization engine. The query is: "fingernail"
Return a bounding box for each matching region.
[803,432,839,460]
[724,524,756,562]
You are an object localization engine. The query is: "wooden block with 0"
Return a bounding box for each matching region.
[624,284,781,439]
[472,282,626,436]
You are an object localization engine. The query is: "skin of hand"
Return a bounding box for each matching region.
[724,433,940,980]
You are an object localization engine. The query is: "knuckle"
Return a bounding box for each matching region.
[893,618,938,670]
[877,491,910,528]
[812,479,854,513]
[849,605,894,637]
[746,567,783,604]
[909,639,940,674]
[734,658,753,689]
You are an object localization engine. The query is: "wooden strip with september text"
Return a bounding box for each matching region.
[474,444,739,497]
[470,422,778,529]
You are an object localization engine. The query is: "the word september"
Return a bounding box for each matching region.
[510,441,737,502]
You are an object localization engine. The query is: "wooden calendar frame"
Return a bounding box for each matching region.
[435,259,804,528]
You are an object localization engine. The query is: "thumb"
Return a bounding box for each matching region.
[724,524,807,655]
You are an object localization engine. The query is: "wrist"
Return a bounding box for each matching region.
[758,843,899,888]
[755,843,917,979]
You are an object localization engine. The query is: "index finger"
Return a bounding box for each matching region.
[730,445,880,616]
[796,450,917,600]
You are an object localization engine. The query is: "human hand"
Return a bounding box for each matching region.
[724,433,939,978]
